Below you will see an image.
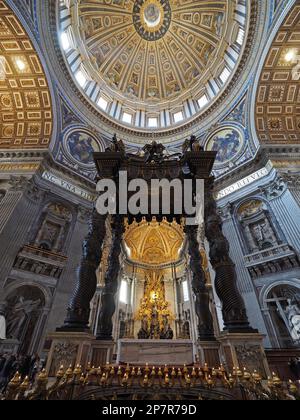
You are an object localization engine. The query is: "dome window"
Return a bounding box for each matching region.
[97,97,108,111]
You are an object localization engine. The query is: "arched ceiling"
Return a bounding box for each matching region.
[255,1,300,144]
[0,1,53,150]
[124,218,184,266]
[58,0,249,132]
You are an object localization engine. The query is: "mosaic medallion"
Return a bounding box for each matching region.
[64,129,100,167]
[206,127,244,166]
[133,0,172,41]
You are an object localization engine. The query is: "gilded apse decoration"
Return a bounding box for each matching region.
[0,1,53,149]
[58,0,249,130]
[136,270,174,340]
[124,218,184,266]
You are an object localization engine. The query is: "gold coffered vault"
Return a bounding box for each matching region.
[0,1,53,150]
[255,3,300,144]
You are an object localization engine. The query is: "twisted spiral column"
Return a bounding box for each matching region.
[205,178,254,332]
[185,225,216,341]
[61,210,107,331]
[97,216,125,341]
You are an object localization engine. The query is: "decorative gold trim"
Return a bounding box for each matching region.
[0,163,40,172]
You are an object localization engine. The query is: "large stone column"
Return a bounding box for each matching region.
[0,177,25,234]
[0,177,43,293]
[97,216,125,341]
[61,210,106,332]
[185,224,215,341]
[205,177,254,333]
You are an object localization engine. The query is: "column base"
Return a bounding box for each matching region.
[0,338,20,355]
[56,326,91,334]
[45,332,95,377]
[96,334,113,341]
[224,325,259,334]
[218,332,271,378]
[198,340,221,367]
[91,341,115,367]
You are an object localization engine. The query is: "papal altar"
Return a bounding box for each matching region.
[117,339,194,365]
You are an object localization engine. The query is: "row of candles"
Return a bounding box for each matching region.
[6,362,300,396]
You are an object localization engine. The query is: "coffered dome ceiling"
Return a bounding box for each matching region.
[58,0,249,132]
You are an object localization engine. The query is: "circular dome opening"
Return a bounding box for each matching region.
[144,4,161,28]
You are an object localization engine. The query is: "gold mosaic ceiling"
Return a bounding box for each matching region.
[59,0,248,130]
[0,1,53,150]
[255,1,300,144]
[124,218,184,266]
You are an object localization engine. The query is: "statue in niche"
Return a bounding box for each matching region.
[34,203,72,252]
[252,222,268,242]
[285,299,300,342]
[6,296,41,340]
[239,200,279,252]
[38,221,60,251]
[251,220,276,250]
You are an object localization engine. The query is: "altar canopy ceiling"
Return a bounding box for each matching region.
[124,219,184,266]
[58,0,249,132]
[0,1,53,150]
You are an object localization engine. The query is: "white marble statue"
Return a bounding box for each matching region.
[6,297,41,340]
[0,315,6,340]
[0,304,6,340]
[285,299,300,341]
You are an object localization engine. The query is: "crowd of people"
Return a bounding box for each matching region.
[0,353,44,395]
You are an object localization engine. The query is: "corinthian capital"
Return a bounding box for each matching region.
[280,172,300,189]
[8,175,28,192]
